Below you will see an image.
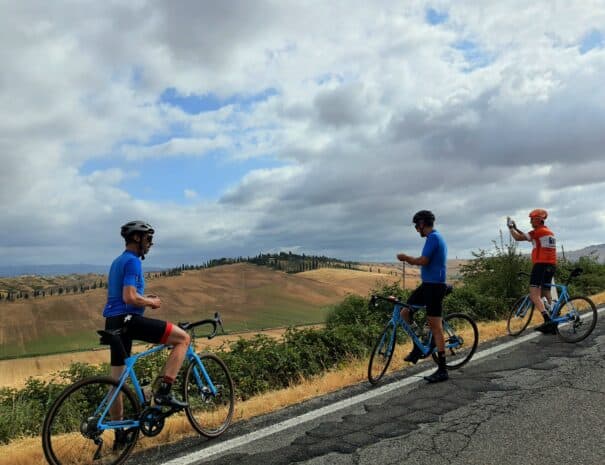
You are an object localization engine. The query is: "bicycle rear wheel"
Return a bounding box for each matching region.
[368,322,397,385]
[42,376,140,465]
[556,296,597,343]
[432,313,478,369]
[507,295,534,336]
[183,353,235,438]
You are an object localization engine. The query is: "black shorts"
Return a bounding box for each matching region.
[407,282,447,317]
[529,263,556,289]
[105,314,171,366]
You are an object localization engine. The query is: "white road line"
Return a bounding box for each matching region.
[164,307,603,465]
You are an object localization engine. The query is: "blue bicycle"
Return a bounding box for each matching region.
[367,291,479,385]
[507,267,598,342]
[42,313,234,465]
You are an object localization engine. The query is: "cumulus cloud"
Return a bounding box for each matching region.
[1,0,605,267]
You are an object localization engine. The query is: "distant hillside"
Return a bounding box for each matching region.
[201,252,359,273]
[0,264,109,277]
[0,264,167,278]
[0,263,400,358]
[562,244,605,263]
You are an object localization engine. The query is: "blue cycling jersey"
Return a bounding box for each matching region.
[420,230,448,283]
[102,250,145,317]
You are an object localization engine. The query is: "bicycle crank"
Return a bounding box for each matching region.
[139,407,166,437]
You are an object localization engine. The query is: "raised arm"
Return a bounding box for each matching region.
[507,218,530,241]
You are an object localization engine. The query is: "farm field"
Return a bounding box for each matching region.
[0,263,405,359]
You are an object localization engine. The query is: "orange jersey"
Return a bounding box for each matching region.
[528,226,556,264]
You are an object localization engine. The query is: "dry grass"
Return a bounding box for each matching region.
[299,267,410,292]
[590,290,605,306]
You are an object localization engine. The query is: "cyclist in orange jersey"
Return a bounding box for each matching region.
[508,209,557,334]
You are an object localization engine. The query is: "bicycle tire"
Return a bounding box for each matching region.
[42,376,140,465]
[432,313,479,369]
[183,353,235,438]
[368,322,397,385]
[556,296,598,343]
[506,295,535,336]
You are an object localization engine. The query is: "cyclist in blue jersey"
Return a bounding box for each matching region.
[103,221,190,446]
[396,210,449,383]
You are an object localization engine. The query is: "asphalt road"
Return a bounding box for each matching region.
[137,312,605,465]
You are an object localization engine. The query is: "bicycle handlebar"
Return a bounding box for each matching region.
[369,294,407,307]
[369,285,453,309]
[179,312,225,339]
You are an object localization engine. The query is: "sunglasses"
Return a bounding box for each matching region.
[144,235,154,244]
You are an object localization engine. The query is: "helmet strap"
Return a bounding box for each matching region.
[134,234,146,260]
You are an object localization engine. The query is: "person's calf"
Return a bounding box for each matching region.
[424,351,448,383]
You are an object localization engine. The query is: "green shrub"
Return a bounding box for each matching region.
[325,294,373,329]
[0,379,66,443]
[444,287,504,321]
[558,255,605,296]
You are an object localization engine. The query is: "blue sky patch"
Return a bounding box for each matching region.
[580,29,604,54]
[160,87,278,114]
[81,153,285,203]
[453,40,495,71]
[426,8,448,25]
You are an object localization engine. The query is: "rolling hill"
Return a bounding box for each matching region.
[562,243,605,263]
[0,263,407,358]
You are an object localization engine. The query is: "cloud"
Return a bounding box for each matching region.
[1,1,605,267]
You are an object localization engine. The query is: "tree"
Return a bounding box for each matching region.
[460,231,530,304]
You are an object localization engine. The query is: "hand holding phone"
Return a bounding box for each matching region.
[506,216,515,229]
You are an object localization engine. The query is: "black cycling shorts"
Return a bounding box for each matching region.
[407,282,447,317]
[104,314,172,366]
[529,263,556,289]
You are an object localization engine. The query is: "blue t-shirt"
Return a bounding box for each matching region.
[102,250,145,317]
[420,230,447,283]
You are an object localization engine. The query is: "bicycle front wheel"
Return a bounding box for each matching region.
[507,295,534,336]
[432,313,479,369]
[368,322,397,385]
[42,376,140,465]
[183,353,235,438]
[556,296,598,343]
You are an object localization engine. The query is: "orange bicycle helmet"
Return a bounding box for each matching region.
[529,209,548,220]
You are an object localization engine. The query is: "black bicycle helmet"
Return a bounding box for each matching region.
[412,210,435,225]
[120,220,155,239]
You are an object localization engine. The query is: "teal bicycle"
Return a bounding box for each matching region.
[368,291,479,384]
[507,267,598,342]
[42,313,234,465]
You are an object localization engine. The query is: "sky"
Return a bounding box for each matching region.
[1,1,605,268]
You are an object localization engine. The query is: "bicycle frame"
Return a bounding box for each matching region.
[544,282,573,324]
[95,343,218,432]
[385,303,435,357]
[516,282,574,324]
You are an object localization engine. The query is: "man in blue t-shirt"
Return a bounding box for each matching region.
[103,220,190,442]
[396,210,449,383]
